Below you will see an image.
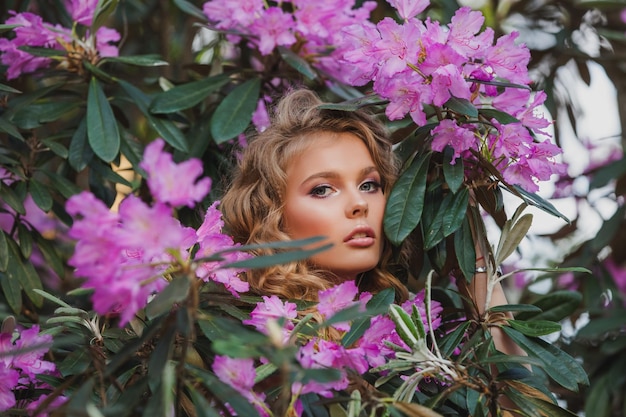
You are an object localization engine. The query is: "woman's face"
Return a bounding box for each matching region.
[283,132,386,282]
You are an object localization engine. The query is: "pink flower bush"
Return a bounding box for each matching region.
[0,325,56,412]
[0,0,120,79]
[66,141,249,325]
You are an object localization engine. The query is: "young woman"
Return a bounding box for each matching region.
[220,88,409,303]
[220,87,517,340]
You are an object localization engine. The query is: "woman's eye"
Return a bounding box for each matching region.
[310,185,333,197]
[360,180,381,192]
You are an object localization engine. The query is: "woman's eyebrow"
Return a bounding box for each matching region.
[300,166,379,185]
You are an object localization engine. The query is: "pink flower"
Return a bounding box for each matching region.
[244,295,297,343]
[66,0,98,26]
[0,364,19,411]
[26,394,68,417]
[386,0,429,20]
[212,356,268,415]
[431,119,477,162]
[483,32,531,85]
[194,202,250,296]
[140,139,212,208]
[249,7,297,55]
[447,7,494,59]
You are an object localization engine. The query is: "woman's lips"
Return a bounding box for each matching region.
[344,225,375,247]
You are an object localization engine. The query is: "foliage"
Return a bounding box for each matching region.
[0,0,623,416]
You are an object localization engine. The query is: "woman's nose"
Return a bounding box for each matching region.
[346,196,368,218]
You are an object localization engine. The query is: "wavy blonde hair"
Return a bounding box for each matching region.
[220,89,408,303]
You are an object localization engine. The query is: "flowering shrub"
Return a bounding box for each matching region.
[1,0,625,415]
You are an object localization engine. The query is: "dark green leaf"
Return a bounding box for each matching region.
[584,374,611,417]
[40,138,69,158]
[8,240,43,307]
[502,327,589,391]
[590,155,626,189]
[507,319,561,337]
[118,80,189,152]
[439,321,470,357]
[68,117,93,171]
[223,243,332,269]
[318,93,389,111]
[516,290,582,322]
[423,194,445,250]
[479,108,521,124]
[104,54,168,67]
[445,97,478,117]
[92,0,120,32]
[442,187,469,237]
[90,159,133,188]
[147,325,176,393]
[341,287,395,346]
[454,216,476,281]
[443,147,464,193]
[0,116,24,140]
[576,313,626,340]
[145,277,190,319]
[173,0,207,19]
[188,385,222,417]
[58,348,91,377]
[29,179,53,212]
[16,223,32,258]
[87,77,120,162]
[488,304,542,313]
[0,83,21,93]
[41,170,81,198]
[17,45,66,58]
[198,315,229,341]
[384,152,431,245]
[504,185,569,223]
[210,78,261,143]
[278,46,317,80]
[150,74,230,114]
[0,231,8,271]
[0,182,25,215]
[0,270,22,313]
[13,101,80,129]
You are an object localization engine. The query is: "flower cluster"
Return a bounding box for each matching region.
[66,139,247,325]
[0,324,59,413]
[338,3,566,192]
[0,0,120,79]
[231,282,445,414]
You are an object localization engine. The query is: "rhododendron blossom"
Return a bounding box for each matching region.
[0,325,56,413]
[0,0,120,79]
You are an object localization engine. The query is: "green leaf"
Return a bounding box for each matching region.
[210,78,261,143]
[507,319,561,337]
[479,108,521,124]
[92,0,120,32]
[488,304,542,314]
[442,187,469,237]
[278,46,317,80]
[118,80,189,152]
[104,54,168,67]
[198,315,230,342]
[342,288,395,347]
[589,155,626,189]
[455,216,476,281]
[147,326,176,393]
[17,223,33,258]
[173,0,207,19]
[0,231,7,271]
[0,182,26,214]
[445,97,478,118]
[502,327,589,391]
[495,213,533,265]
[0,270,22,313]
[188,385,222,417]
[0,115,24,140]
[317,93,388,112]
[516,290,582,322]
[439,321,470,357]
[69,117,93,171]
[222,243,333,270]
[41,170,81,198]
[389,304,420,347]
[145,277,190,319]
[41,138,69,158]
[442,147,464,193]
[584,374,611,417]
[504,184,569,223]
[576,313,626,340]
[384,152,431,245]
[150,74,230,114]
[59,348,92,377]
[87,77,120,162]
[8,240,43,307]
[17,45,67,58]
[0,83,21,93]
[29,179,53,212]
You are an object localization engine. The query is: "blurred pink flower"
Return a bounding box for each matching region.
[140,138,212,208]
